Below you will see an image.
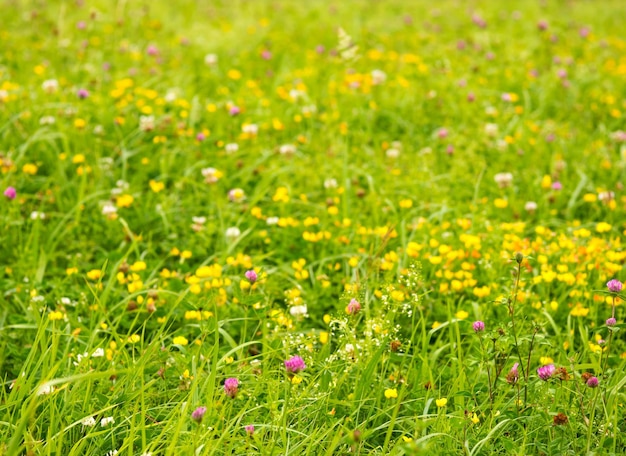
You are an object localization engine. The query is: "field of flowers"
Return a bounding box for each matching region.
[1,0,626,454]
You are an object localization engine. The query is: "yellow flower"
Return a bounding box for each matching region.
[455,310,469,320]
[494,198,508,209]
[291,375,303,385]
[384,388,398,399]
[471,412,480,424]
[173,336,188,346]
[127,334,141,344]
[436,398,448,407]
[22,163,38,175]
[540,356,553,365]
[596,222,612,233]
[48,311,64,321]
[86,269,102,281]
[116,194,134,208]
[149,180,165,193]
[130,261,146,272]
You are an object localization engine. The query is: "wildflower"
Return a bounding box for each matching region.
[225,143,239,154]
[551,181,563,191]
[3,186,16,199]
[472,321,485,333]
[245,424,255,436]
[173,336,188,346]
[494,172,513,188]
[77,88,89,99]
[384,388,398,399]
[225,227,241,240]
[525,201,538,212]
[506,363,519,385]
[279,144,296,155]
[607,279,622,293]
[37,383,55,395]
[228,188,246,203]
[371,69,387,85]
[553,413,568,426]
[435,398,447,407]
[289,305,308,317]
[224,378,239,398]
[201,167,223,184]
[101,416,115,427]
[229,106,241,116]
[139,115,155,132]
[42,79,59,93]
[284,355,306,373]
[346,298,361,315]
[245,270,258,283]
[586,376,599,388]
[81,416,96,426]
[606,317,617,326]
[537,364,555,381]
[204,53,218,65]
[191,406,207,423]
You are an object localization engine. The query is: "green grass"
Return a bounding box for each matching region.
[1,0,626,454]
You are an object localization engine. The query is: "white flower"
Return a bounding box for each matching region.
[225,143,239,154]
[39,116,56,125]
[242,124,258,135]
[494,172,513,188]
[204,53,218,65]
[279,144,296,155]
[599,191,614,202]
[93,125,104,135]
[0,90,7,102]
[164,90,178,103]
[485,123,499,137]
[139,115,155,132]
[192,216,206,225]
[289,305,308,317]
[92,348,105,358]
[42,79,59,93]
[525,201,538,212]
[37,383,55,395]
[225,227,241,240]
[485,106,498,116]
[385,148,400,158]
[81,416,96,426]
[101,416,115,427]
[324,178,337,189]
[101,201,118,216]
[201,167,221,184]
[371,69,387,85]
[289,89,305,100]
[105,450,118,456]
[345,344,355,354]
[30,211,46,220]
[266,217,279,225]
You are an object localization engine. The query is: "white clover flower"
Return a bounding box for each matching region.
[525,201,538,212]
[30,211,46,220]
[324,178,337,189]
[266,217,279,225]
[494,172,513,188]
[139,115,155,132]
[279,144,296,155]
[485,123,499,137]
[225,227,241,240]
[385,148,400,158]
[92,348,105,358]
[101,416,115,427]
[289,305,308,317]
[204,53,218,66]
[81,416,96,427]
[39,116,56,125]
[225,143,239,154]
[42,79,59,93]
[101,201,118,216]
[242,124,258,135]
[371,69,387,85]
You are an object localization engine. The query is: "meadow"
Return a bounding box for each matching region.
[1,0,626,454]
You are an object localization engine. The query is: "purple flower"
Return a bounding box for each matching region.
[77,88,89,99]
[537,20,548,31]
[284,355,306,374]
[586,376,599,388]
[261,50,272,60]
[551,181,562,191]
[506,363,519,385]
[606,317,617,327]
[245,270,258,283]
[196,132,206,142]
[229,106,240,116]
[607,279,622,293]
[537,364,555,381]
[472,321,485,333]
[4,186,16,200]
[146,45,159,56]
[346,298,361,315]
[245,424,255,436]
[191,406,207,423]
[224,377,239,398]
